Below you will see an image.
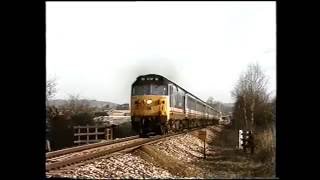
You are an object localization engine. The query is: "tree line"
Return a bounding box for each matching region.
[231,63,275,131]
[46,79,136,150]
[205,63,275,131]
[46,63,275,150]
[46,79,103,150]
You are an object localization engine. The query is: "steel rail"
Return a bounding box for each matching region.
[46,127,207,171]
[46,135,140,159]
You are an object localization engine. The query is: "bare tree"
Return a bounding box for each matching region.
[46,78,58,118]
[231,63,271,130]
[62,94,95,125]
[62,94,93,114]
[46,78,57,101]
[65,94,80,113]
[46,78,58,144]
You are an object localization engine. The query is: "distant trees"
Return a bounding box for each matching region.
[206,97,215,106]
[61,94,95,126]
[46,78,59,121]
[206,97,224,113]
[214,101,224,112]
[231,63,274,130]
[46,78,58,141]
[116,103,129,110]
[45,81,96,149]
[70,112,94,126]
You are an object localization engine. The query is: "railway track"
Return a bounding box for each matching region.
[46,135,140,159]
[46,127,207,171]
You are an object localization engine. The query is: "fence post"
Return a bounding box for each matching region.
[46,140,51,152]
[110,127,113,140]
[74,125,112,145]
[104,126,108,140]
[104,126,113,140]
[78,126,80,146]
[95,126,98,140]
[86,125,89,144]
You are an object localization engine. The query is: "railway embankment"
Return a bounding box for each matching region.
[47,125,275,179]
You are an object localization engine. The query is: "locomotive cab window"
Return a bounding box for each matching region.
[132,84,168,95]
[150,84,167,95]
[132,85,150,95]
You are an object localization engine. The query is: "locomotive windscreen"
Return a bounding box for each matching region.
[132,84,168,95]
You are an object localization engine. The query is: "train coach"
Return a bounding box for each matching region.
[130,74,221,136]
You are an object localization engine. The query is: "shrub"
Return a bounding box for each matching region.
[71,112,95,126]
[254,126,275,163]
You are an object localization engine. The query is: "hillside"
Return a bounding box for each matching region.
[48,99,119,108]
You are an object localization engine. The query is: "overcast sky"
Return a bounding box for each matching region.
[46,1,276,104]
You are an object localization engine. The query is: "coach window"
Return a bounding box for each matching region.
[195,101,198,111]
[187,96,191,110]
[176,88,184,108]
[191,98,195,110]
[175,87,179,108]
[190,98,193,110]
[170,85,176,107]
[196,102,201,112]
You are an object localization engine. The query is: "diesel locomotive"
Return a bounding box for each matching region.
[131,74,221,136]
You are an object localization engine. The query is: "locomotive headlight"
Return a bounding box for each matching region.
[146,99,152,104]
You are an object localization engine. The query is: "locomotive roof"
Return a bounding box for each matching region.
[134,74,219,112]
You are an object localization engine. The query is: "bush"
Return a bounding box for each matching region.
[254,126,275,163]
[94,111,108,117]
[113,121,138,138]
[49,115,74,150]
[71,112,95,126]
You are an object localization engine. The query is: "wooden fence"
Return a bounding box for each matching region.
[73,125,113,145]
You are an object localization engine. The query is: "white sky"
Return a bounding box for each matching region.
[46,1,276,104]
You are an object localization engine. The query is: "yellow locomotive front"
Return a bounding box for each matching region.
[131,75,170,136]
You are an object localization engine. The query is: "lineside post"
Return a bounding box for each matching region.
[198,130,207,159]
